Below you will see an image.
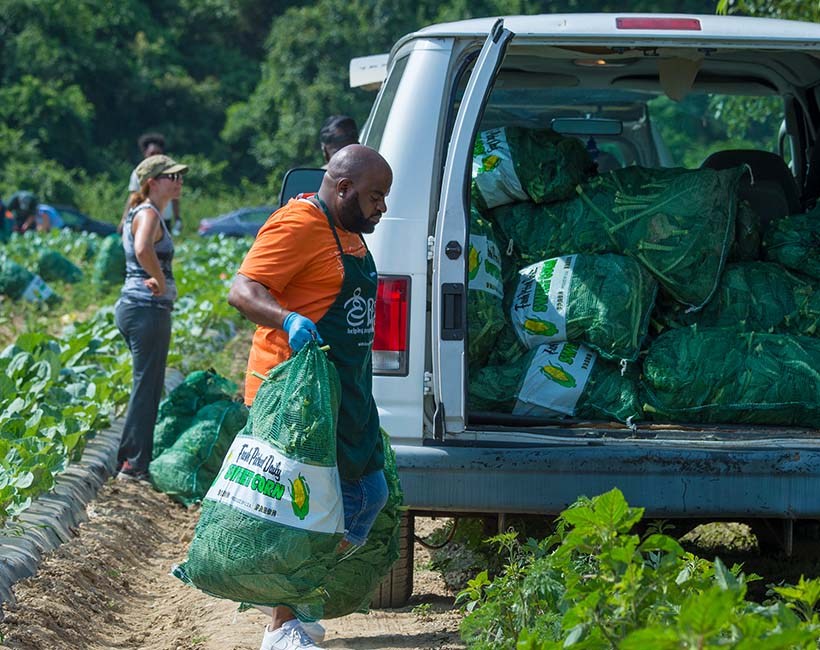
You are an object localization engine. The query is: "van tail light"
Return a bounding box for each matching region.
[616,17,702,30]
[373,275,410,375]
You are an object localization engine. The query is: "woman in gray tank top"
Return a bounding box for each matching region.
[115,154,189,481]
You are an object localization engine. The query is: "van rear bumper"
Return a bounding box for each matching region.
[392,443,820,518]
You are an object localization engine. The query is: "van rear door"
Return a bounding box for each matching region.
[431,20,513,436]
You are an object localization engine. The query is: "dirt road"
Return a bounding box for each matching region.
[0,481,465,650]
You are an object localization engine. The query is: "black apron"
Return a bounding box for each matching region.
[313,197,383,480]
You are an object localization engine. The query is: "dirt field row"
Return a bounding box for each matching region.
[0,480,465,650]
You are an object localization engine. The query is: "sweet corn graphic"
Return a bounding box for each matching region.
[481,154,500,172]
[468,245,481,280]
[289,474,311,520]
[523,317,558,337]
[540,363,576,388]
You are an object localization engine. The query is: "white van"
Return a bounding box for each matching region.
[357,13,820,605]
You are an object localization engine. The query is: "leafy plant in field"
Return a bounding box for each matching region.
[457,488,820,649]
[0,229,253,526]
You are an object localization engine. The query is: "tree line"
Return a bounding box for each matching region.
[0,0,799,213]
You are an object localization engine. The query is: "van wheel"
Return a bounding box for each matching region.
[371,513,414,609]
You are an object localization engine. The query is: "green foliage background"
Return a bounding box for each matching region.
[0,0,727,222]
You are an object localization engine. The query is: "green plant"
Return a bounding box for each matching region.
[457,488,820,650]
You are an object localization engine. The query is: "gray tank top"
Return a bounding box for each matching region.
[120,202,177,308]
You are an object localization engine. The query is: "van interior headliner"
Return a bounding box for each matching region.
[500,45,820,98]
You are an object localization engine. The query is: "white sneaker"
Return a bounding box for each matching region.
[260,620,321,650]
[253,609,325,643]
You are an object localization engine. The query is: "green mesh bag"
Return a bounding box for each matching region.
[154,369,238,458]
[510,253,657,362]
[308,428,402,618]
[149,400,249,506]
[472,127,595,210]
[490,165,745,310]
[153,414,194,460]
[468,206,506,370]
[0,256,60,304]
[37,249,83,284]
[173,342,344,621]
[469,341,642,424]
[654,262,820,336]
[91,233,125,286]
[763,205,820,280]
[643,326,820,426]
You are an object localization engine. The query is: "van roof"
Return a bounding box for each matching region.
[405,13,820,47]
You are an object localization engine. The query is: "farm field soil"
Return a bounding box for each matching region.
[0,481,465,650]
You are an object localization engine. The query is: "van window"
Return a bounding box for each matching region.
[363,55,409,151]
[648,94,786,168]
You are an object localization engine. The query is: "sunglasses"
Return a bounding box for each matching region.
[156,172,183,182]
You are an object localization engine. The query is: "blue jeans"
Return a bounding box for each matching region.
[115,299,171,472]
[341,469,388,546]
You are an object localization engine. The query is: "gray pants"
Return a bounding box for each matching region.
[115,299,172,472]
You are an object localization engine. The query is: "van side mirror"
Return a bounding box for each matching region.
[278,168,326,207]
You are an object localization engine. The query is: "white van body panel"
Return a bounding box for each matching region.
[367,39,455,445]
[361,13,820,520]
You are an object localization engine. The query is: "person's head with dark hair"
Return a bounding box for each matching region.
[137,132,166,158]
[320,115,359,163]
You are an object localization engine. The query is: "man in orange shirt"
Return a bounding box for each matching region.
[228,145,392,650]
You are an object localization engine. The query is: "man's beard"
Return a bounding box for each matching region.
[339,194,377,234]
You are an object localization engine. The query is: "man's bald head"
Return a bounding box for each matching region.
[324,144,392,186]
[318,145,392,234]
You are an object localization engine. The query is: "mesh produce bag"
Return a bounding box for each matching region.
[643,326,820,426]
[472,126,595,210]
[91,233,125,286]
[173,342,344,620]
[490,165,746,310]
[468,206,506,370]
[510,253,657,362]
[469,342,642,424]
[37,249,83,284]
[309,428,402,619]
[150,400,249,506]
[655,262,807,334]
[154,369,238,459]
[0,256,59,304]
[763,206,820,280]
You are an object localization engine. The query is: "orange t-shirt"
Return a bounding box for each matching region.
[238,198,366,403]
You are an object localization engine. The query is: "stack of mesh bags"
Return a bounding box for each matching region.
[643,326,820,426]
[471,126,595,211]
[490,165,747,311]
[91,233,125,286]
[149,399,248,506]
[467,252,654,424]
[173,342,345,620]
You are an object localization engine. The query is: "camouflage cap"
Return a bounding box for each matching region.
[135,154,189,184]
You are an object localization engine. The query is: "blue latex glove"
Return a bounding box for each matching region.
[282,312,323,352]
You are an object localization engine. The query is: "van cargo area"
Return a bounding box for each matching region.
[361,15,820,533]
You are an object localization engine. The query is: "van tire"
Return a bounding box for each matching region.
[371,513,414,609]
